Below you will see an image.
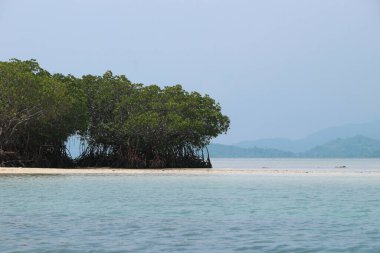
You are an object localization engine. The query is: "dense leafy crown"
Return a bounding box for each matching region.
[0,59,229,168]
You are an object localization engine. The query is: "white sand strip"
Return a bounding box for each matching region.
[1,167,380,176]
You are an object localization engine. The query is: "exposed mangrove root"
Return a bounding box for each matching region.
[0,145,74,168]
[75,146,212,168]
[0,145,212,168]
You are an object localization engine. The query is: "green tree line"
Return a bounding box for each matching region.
[0,59,230,168]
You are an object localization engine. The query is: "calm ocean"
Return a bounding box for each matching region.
[1,159,380,252]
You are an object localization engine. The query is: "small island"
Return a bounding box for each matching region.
[0,59,230,168]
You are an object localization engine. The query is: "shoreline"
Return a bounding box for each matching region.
[1,167,380,176]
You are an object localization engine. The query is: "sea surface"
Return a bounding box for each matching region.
[1,158,380,253]
[212,158,380,171]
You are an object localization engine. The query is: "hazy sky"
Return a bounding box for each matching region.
[1,0,380,144]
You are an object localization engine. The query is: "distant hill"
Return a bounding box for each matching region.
[208,143,294,158]
[236,138,302,152]
[211,135,380,158]
[235,119,380,152]
[302,135,380,158]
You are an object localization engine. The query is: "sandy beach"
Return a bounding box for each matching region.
[1,167,380,176]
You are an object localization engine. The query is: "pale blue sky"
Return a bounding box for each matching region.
[1,0,380,144]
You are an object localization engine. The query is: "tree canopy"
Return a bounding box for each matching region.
[0,59,230,168]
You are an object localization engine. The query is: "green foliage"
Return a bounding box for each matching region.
[0,59,230,168]
[0,59,85,166]
[77,71,230,167]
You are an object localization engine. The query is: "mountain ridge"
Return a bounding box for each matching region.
[234,119,380,152]
[210,135,380,158]
[301,135,380,158]
[208,143,293,158]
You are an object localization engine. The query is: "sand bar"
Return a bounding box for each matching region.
[1,167,380,176]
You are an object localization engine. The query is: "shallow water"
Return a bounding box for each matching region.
[1,159,380,252]
[212,158,380,171]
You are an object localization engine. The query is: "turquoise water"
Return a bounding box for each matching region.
[2,160,380,252]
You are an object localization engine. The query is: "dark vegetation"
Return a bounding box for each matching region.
[0,59,230,168]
